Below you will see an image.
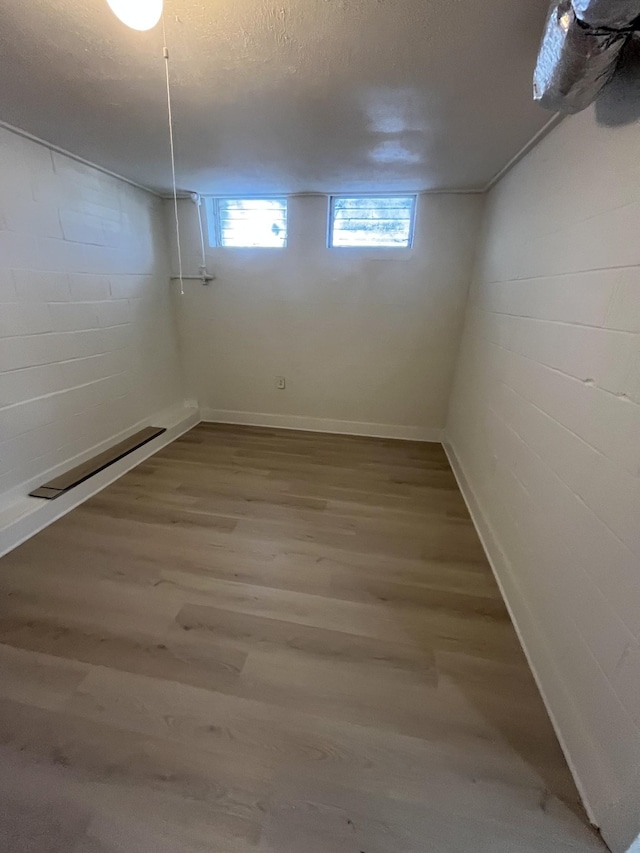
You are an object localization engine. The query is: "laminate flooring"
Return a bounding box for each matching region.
[0,424,605,852]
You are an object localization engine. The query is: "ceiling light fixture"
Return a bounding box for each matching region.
[105,0,163,31]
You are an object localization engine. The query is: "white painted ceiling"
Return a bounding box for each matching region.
[0,0,553,195]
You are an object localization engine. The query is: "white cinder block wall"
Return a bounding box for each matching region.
[445,106,640,853]
[3,106,639,852]
[168,193,483,440]
[0,127,185,511]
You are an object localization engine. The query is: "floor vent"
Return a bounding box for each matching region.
[29,427,166,500]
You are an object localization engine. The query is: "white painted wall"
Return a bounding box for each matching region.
[4,105,638,852]
[0,127,185,511]
[169,193,483,440]
[445,106,640,853]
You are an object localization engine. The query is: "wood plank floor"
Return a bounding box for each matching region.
[0,424,605,852]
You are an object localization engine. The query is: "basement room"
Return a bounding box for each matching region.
[0,1,639,851]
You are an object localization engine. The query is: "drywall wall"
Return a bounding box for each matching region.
[445,105,640,853]
[0,126,185,513]
[169,193,483,440]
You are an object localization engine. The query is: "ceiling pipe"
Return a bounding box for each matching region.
[533,0,640,113]
[572,0,640,27]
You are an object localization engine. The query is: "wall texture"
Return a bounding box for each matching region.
[0,127,185,508]
[446,106,640,853]
[170,193,483,439]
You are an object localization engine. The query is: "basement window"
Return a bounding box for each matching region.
[329,195,416,248]
[207,198,288,248]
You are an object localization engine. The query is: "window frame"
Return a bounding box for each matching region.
[206,196,289,249]
[327,194,417,249]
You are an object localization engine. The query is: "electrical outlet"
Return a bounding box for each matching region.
[275,376,286,390]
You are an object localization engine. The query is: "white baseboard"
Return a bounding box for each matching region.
[442,438,599,830]
[0,402,200,558]
[201,408,442,443]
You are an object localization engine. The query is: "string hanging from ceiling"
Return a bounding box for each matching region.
[161,13,185,296]
[106,0,214,292]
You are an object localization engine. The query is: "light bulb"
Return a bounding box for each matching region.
[106,0,163,31]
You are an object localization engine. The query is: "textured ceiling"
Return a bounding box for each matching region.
[0,0,552,195]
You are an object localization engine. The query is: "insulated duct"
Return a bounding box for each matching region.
[533,0,639,113]
[572,0,640,28]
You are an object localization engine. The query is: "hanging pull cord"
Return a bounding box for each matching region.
[162,15,184,296]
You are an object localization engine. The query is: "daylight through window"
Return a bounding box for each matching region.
[208,198,288,248]
[329,196,416,248]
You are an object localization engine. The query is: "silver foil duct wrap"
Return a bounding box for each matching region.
[572,0,640,28]
[533,1,628,113]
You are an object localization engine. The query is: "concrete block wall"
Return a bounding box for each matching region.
[2,104,639,853]
[445,105,640,853]
[168,193,484,441]
[0,127,185,507]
